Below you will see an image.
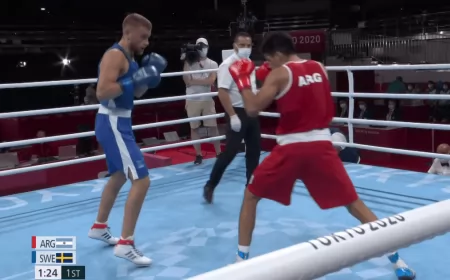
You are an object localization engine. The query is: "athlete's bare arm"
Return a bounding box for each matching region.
[96,49,126,101]
[241,66,288,116]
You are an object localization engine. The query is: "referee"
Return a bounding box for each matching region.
[203,32,261,203]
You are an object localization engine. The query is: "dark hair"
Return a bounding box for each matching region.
[234,32,252,43]
[261,32,296,56]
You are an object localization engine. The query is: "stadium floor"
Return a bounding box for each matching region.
[1,152,449,280]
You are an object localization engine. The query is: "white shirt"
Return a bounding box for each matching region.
[428,158,450,175]
[185,58,218,101]
[217,53,257,108]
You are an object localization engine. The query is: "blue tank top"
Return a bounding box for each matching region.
[99,43,139,110]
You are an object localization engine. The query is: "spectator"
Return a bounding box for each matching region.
[237,13,246,31]
[386,100,401,121]
[408,83,425,106]
[427,81,439,121]
[70,85,81,105]
[357,101,372,119]
[387,76,406,94]
[406,84,415,93]
[428,143,450,175]
[84,84,98,105]
[436,83,450,122]
[427,81,437,94]
[338,99,348,117]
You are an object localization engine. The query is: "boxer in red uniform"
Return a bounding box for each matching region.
[228,31,415,279]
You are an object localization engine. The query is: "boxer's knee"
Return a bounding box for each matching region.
[243,188,261,205]
[108,172,127,190]
[132,175,150,189]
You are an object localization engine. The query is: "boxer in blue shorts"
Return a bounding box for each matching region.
[87,13,167,266]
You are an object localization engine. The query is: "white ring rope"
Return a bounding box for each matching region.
[188,199,450,280]
[0,92,446,120]
[0,91,218,118]
[0,113,225,148]
[2,63,450,174]
[0,135,225,176]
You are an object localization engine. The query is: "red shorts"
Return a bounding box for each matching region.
[247,141,358,209]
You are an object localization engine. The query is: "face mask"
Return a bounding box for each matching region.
[340,103,346,109]
[359,105,366,110]
[388,104,395,110]
[200,48,208,58]
[237,48,251,59]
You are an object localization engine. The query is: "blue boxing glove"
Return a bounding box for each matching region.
[141,53,167,73]
[120,65,161,95]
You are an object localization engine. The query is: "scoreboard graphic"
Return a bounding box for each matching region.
[32,236,85,280]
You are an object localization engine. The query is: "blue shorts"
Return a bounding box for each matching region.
[95,108,148,180]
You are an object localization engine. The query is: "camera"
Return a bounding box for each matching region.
[181,43,203,65]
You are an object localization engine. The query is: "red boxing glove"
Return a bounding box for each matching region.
[229,59,255,92]
[255,62,271,82]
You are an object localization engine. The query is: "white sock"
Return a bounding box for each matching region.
[95,220,107,225]
[238,245,250,253]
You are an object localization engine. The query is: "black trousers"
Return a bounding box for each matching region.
[207,107,261,188]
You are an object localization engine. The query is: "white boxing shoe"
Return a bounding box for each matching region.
[114,239,152,266]
[88,223,119,245]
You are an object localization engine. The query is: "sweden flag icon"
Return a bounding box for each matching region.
[55,252,73,263]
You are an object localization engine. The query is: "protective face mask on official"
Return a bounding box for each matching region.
[237,48,251,59]
[200,48,208,58]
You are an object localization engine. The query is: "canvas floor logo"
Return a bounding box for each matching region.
[114,218,377,279]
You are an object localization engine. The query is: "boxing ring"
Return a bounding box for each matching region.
[1,64,450,280]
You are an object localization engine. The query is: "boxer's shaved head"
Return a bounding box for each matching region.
[122,13,152,55]
[122,13,152,31]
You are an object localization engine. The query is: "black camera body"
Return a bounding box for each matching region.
[181,43,203,65]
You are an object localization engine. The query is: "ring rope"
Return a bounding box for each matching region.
[0,91,447,120]
[0,91,218,119]
[0,63,448,90]
[187,199,450,280]
[2,64,450,172]
[3,112,450,148]
[0,113,225,148]
[0,135,226,176]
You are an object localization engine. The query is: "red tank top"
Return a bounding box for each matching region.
[275,60,334,136]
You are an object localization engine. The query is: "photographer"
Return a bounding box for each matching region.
[182,38,222,165]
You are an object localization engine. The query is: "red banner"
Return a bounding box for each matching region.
[289,30,326,53]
